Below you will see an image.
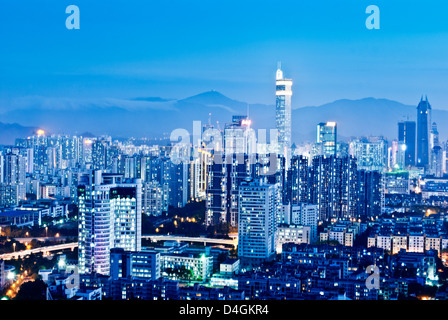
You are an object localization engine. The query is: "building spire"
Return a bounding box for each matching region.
[276,61,283,80]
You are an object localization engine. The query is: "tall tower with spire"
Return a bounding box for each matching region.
[275,63,293,166]
[416,95,431,168]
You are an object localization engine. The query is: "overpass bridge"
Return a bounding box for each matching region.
[0,242,78,260]
[142,234,237,247]
[0,235,237,261]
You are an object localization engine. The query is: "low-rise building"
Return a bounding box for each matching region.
[277,225,311,253]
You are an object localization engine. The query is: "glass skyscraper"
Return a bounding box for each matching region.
[275,65,293,165]
[398,120,416,167]
[416,96,431,168]
[317,122,337,156]
[77,170,142,275]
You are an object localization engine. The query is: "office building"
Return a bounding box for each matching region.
[110,248,161,280]
[224,115,256,156]
[416,96,431,168]
[275,64,293,163]
[349,136,388,172]
[77,170,142,275]
[317,122,337,156]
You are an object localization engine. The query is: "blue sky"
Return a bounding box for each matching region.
[1,0,448,109]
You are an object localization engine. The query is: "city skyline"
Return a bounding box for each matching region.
[1,0,448,305]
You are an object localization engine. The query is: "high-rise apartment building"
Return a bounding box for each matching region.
[238,179,281,267]
[205,154,257,227]
[309,155,358,221]
[285,155,309,205]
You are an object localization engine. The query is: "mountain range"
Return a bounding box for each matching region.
[0,91,447,145]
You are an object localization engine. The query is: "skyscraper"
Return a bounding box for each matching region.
[285,155,309,205]
[416,96,431,168]
[430,122,439,149]
[430,122,443,177]
[1,151,26,201]
[309,155,358,221]
[317,122,337,156]
[349,136,388,172]
[431,146,443,177]
[275,64,293,165]
[224,115,256,156]
[357,170,383,219]
[205,153,257,227]
[398,121,416,167]
[238,179,280,267]
[77,170,142,275]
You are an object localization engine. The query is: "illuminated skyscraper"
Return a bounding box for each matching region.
[238,179,280,267]
[309,155,358,221]
[398,121,416,167]
[317,122,337,156]
[430,122,439,149]
[275,64,293,165]
[1,151,26,201]
[416,96,431,168]
[77,170,142,275]
[224,115,255,156]
[349,136,388,172]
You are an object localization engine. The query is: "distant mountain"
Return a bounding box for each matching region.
[0,122,37,145]
[0,93,446,144]
[293,98,448,143]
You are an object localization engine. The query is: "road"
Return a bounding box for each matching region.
[5,273,33,299]
[0,242,78,260]
[0,234,236,261]
[13,236,75,244]
[142,234,237,247]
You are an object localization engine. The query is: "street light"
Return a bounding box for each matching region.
[13,243,16,252]
[45,226,48,237]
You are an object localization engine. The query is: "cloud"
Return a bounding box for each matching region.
[0,96,178,113]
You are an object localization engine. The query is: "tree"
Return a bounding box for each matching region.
[164,266,194,281]
[15,280,47,300]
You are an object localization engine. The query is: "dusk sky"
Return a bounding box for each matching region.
[1,0,448,110]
